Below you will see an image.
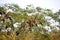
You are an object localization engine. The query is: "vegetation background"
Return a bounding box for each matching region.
[0,4,60,40]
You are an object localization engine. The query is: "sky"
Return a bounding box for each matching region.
[0,0,60,12]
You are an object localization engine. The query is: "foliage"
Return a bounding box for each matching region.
[0,4,60,40]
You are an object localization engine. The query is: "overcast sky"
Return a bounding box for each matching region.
[0,0,60,12]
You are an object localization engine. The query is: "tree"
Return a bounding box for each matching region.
[0,3,60,40]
